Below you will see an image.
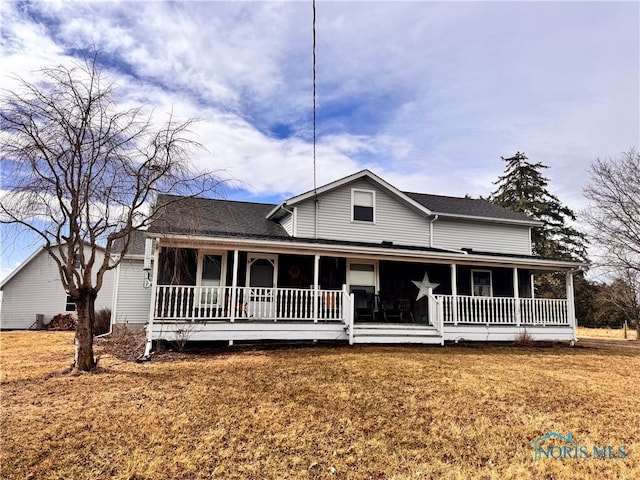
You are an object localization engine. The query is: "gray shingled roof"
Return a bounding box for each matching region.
[112,230,147,255]
[148,194,288,238]
[404,192,535,222]
[148,187,535,240]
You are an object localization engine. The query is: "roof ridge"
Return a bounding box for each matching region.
[156,193,276,207]
[404,191,483,201]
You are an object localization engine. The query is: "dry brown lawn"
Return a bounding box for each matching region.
[1,331,639,480]
[578,326,638,341]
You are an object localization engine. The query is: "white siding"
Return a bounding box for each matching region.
[295,201,314,237]
[96,258,115,312]
[280,213,293,236]
[0,246,114,329]
[112,258,151,327]
[432,219,531,255]
[294,178,430,246]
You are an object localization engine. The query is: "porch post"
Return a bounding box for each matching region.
[566,271,576,341]
[230,249,239,323]
[450,263,458,326]
[531,273,535,299]
[143,240,160,357]
[513,267,521,326]
[313,254,320,323]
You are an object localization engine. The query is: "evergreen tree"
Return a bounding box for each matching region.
[489,152,589,300]
[489,152,588,262]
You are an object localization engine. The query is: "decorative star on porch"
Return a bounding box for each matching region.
[412,272,440,301]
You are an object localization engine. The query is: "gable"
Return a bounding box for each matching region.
[0,246,114,328]
[275,169,538,226]
[293,177,431,247]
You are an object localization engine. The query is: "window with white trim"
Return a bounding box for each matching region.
[472,270,493,297]
[197,252,226,306]
[65,295,76,312]
[352,189,375,222]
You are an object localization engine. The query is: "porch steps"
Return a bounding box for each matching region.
[352,323,443,345]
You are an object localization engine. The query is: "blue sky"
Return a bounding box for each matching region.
[1,0,638,281]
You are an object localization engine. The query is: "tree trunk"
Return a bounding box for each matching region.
[624,320,628,339]
[74,292,97,371]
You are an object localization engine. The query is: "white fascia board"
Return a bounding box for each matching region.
[152,233,585,271]
[283,169,434,217]
[284,170,371,204]
[0,246,44,289]
[0,239,112,290]
[265,202,286,220]
[268,170,538,226]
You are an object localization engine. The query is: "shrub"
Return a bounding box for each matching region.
[513,329,534,347]
[94,308,112,336]
[96,326,147,361]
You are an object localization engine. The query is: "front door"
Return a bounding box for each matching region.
[347,261,378,321]
[246,254,277,318]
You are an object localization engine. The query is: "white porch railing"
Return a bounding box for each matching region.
[520,298,569,325]
[434,294,569,326]
[342,285,355,345]
[154,285,345,322]
[427,294,444,338]
[154,287,569,327]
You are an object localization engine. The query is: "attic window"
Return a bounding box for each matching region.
[352,189,375,222]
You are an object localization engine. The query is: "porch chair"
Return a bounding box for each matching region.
[398,298,414,323]
[355,308,375,322]
[352,288,376,322]
[380,297,402,323]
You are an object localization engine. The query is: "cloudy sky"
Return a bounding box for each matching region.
[1,0,638,280]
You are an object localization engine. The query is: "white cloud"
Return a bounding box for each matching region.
[1,0,638,268]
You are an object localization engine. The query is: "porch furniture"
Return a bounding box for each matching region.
[352,287,376,322]
[379,298,401,323]
[398,298,414,323]
[355,307,375,322]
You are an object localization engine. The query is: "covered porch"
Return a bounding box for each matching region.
[143,238,578,353]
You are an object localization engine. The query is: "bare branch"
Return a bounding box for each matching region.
[0,52,221,370]
[583,149,640,324]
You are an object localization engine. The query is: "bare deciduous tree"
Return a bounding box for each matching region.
[0,54,220,370]
[583,149,640,327]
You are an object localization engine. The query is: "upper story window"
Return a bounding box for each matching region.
[352,189,375,222]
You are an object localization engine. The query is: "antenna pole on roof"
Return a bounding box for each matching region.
[312,0,319,239]
[312,0,317,195]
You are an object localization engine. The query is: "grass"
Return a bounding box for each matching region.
[578,326,638,341]
[1,332,639,479]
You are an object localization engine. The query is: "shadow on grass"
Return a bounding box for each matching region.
[142,338,639,362]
